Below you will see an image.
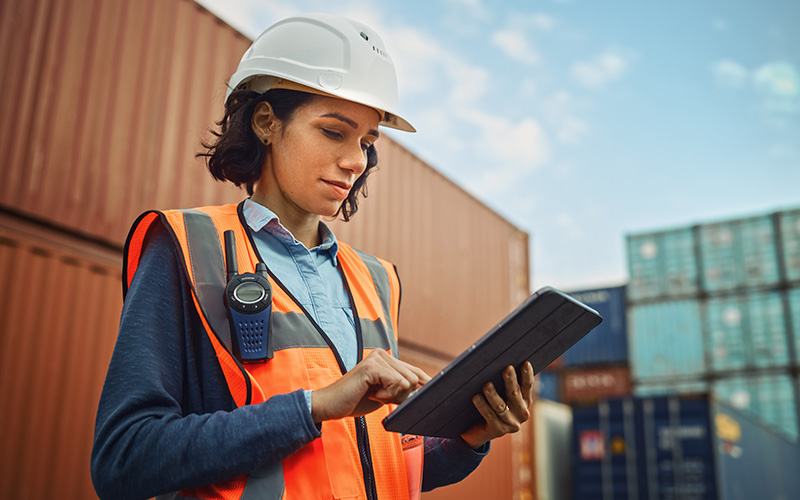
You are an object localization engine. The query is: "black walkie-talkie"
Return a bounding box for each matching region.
[223,230,272,363]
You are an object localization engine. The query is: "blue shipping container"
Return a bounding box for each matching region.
[537,370,560,402]
[572,394,800,500]
[565,286,628,366]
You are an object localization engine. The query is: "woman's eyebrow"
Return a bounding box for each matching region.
[320,112,380,138]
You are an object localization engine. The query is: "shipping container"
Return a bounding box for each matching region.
[779,208,800,282]
[627,228,698,301]
[571,394,800,500]
[0,214,123,499]
[713,372,799,440]
[533,399,572,500]
[706,291,790,371]
[791,288,800,361]
[634,372,800,440]
[537,370,561,402]
[0,0,250,244]
[629,300,705,380]
[562,365,632,405]
[699,215,780,292]
[563,286,628,366]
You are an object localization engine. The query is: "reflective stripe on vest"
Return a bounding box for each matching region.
[124,202,423,500]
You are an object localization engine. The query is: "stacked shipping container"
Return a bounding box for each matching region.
[571,393,800,500]
[0,0,532,498]
[626,208,800,439]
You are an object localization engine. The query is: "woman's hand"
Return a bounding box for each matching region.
[310,349,431,422]
[460,361,534,449]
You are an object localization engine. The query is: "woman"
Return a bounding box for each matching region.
[91,13,533,500]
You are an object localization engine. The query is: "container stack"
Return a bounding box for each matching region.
[571,393,800,500]
[626,208,800,439]
[536,286,632,405]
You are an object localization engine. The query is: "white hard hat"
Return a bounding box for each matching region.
[227,13,415,133]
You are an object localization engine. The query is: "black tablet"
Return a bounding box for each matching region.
[382,287,602,438]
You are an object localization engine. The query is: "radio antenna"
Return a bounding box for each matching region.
[223,230,238,282]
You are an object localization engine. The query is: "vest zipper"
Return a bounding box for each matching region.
[356,415,379,500]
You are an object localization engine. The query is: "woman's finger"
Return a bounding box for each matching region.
[520,361,534,408]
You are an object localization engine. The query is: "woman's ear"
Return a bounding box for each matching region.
[252,101,281,145]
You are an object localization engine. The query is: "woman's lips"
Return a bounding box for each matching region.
[323,179,352,199]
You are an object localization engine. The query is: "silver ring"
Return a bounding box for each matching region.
[496,405,510,417]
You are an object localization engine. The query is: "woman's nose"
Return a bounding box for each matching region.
[339,142,368,175]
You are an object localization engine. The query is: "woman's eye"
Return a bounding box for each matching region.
[322,129,342,139]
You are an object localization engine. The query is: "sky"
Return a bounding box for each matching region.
[195,0,800,292]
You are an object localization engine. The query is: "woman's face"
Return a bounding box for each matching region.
[258,95,381,220]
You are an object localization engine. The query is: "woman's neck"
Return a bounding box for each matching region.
[250,191,321,249]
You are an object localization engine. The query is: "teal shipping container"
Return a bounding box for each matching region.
[635,373,799,440]
[629,300,705,379]
[791,288,800,360]
[780,209,800,282]
[627,228,698,301]
[699,215,780,292]
[706,291,790,371]
[572,394,800,500]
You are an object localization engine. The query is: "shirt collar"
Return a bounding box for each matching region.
[243,198,339,263]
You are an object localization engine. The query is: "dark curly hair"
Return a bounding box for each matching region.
[198,88,379,221]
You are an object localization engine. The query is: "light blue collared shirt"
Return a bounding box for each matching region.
[242,199,358,370]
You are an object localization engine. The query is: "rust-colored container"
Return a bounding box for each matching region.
[0,213,123,499]
[561,365,632,404]
[0,0,249,245]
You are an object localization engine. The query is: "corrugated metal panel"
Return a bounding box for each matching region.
[627,228,698,301]
[329,136,531,359]
[0,214,122,499]
[791,288,800,362]
[0,0,249,245]
[707,291,790,371]
[561,365,632,404]
[572,395,718,500]
[571,394,800,500]
[629,300,705,380]
[633,379,710,396]
[780,209,800,282]
[713,400,800,500]
[699,215,780,291]
[713,372,799,440]
[564,286,628,366]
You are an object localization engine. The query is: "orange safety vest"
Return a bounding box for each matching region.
[123,202,423,500]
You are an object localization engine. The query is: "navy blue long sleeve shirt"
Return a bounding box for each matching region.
[91,221,487,500]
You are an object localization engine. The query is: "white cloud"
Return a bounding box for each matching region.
[711,59,748,88]
[572,50,631,88]
[543,91,589,144]
[457,109,551,195]
[443,0,489,19]
[492,29,540,65]
[754,61,800,116]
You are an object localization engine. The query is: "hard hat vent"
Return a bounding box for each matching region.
[360,31,369,41]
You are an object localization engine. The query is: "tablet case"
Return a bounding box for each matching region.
[382,287,602,438]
